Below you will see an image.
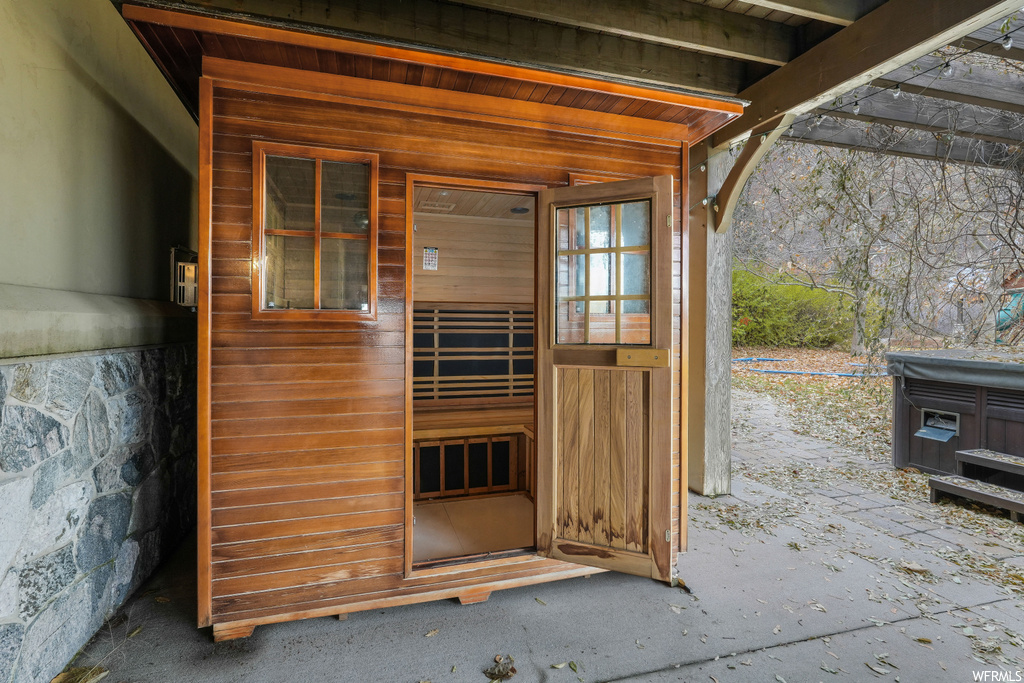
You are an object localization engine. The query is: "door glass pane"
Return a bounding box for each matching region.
[620,201,650,247]
[322,161,370,234]
[264,234,314,309]
[589,205,612,248]
[321,238,369,310]
[555,200,652,345]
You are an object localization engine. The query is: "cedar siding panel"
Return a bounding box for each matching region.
[205,81,682,625]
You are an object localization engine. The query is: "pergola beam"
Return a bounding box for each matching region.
[826,86,1024,145]
[874,56,1024,115]
[148,0,746,95]
[712,0,1024,147]
[956,15,1024,62]
[784,117,1016,165]
[452,0,797,65]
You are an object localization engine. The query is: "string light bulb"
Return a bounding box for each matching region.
[1002,35,1014,50]
[940,62,954,77]
[892,84,902,99]
[852,101,861,115]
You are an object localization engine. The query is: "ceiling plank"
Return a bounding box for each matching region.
[449,0,797,65]
[142,0,746,95]
[874,55,1024,114]
[783,116,1016,165]
[825,86,1024,144]
[712,0,1024,146]
[737,0,885,26]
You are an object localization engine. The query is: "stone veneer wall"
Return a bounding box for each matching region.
[0,345,196,683]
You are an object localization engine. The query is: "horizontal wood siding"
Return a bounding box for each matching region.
[207,80,683,625]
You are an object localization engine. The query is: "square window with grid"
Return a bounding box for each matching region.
[555,200,651,345]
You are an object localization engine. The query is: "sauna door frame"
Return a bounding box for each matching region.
[403,174,545,578]
[536,176,675,582]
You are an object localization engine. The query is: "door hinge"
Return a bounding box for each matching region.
[665,529,671,543]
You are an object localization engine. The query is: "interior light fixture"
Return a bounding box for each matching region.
[510,206,530,214]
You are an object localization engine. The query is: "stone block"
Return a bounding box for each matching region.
[0,370,8,406]
[129,467,171,537]
[139,349,166,403]
[92,443,157,494]
[0,569,18,618]
[0,478,33,573]
[43,358,94,422]
[29,451,74,509]
[0,623,25,683]
[0,407,69,473]
[15,578,100,683]
[9,365,46,405]
[70,392,110,476]
[74,493,131,574]
[93,355,139,398]
[21,482,91,561]
[18,545,75,620]
[106,390,152,447]
[110,540,139,608]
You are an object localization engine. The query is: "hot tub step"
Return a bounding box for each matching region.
[956,449,1024,478]
[929,475,1024,522]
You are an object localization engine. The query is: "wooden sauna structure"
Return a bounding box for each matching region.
[120,4,743,640]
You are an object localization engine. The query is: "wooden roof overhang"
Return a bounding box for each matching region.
[121,4,745,147]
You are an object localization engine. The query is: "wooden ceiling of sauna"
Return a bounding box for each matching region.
[414,187,534,219]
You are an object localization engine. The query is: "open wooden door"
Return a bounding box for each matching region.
[537,176,675,582]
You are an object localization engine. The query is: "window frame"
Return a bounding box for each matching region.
[251,141,379,321]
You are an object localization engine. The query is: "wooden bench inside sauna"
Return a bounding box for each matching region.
[410,186,538,565]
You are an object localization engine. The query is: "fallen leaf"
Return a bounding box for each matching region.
[535,598,547,606]
[127,626,143,638]
[154,597,171,603]
[773,625,782,634]
[915,637,932,644]
[484,655,516,681]
[670,604,686,614]
[821,661,840,674]
[775,675,787,683]
[568,661,578,673]
[866,663,890,675]
[425,629,439,637]
[963,627,976,637]
[551,663,567,670]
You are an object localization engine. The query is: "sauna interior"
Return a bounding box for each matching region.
[410,185,537,564]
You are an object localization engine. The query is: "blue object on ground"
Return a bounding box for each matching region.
[747,369,887,377]
[732,358,795,363]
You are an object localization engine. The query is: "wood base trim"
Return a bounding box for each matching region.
[211,563,598,631]
[457,591,492,605]
[212,622,256,642]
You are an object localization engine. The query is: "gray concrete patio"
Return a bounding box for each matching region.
[72,391,1024,682]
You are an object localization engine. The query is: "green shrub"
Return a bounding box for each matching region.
[732,269,853,348]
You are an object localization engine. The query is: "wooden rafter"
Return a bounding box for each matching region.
[784,116,1018,165]
[738,0,885,26]
[712,0,1024,146]
[874,56,1024,115]
[825,86,1024,145]
[448,0,797,65]
[127,0,747,95]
